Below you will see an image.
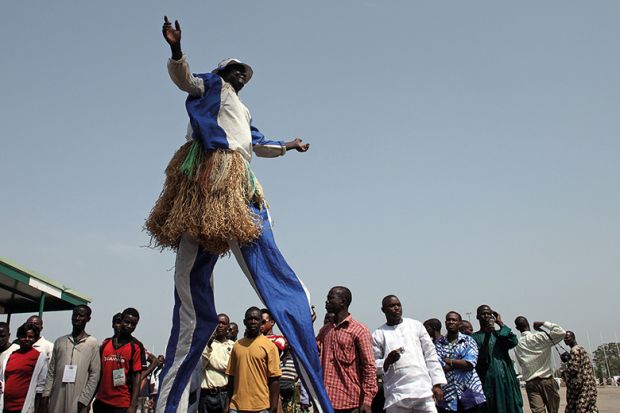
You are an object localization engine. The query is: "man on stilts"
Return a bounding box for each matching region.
[146,17,334,413]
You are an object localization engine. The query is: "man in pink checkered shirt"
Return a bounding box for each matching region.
[317,286,378,413]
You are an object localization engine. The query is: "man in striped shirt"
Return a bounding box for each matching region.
[317,287,377,413]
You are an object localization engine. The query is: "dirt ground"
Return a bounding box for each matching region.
[521,386,620,413]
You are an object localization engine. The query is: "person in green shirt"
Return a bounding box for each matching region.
[471,305,523,413]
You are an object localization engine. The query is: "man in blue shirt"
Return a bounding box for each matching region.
[435,312,486,413]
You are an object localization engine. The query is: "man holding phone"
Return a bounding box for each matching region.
[471,306,523,413]
[372,295,446,413]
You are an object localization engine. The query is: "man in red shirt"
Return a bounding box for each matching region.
[317,286,377,413]
[94,308,143,413]
[260,309,287,356]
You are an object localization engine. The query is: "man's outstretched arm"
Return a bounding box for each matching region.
[252,137,309,157]
[162,16,205,97]
[284,138,310,152]
[251,123,310,157]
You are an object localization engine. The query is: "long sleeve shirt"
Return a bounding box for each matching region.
[201,339,234,389]
[167,55,286,162]
[317,315,377,409]
[372,318,446,408]
[515,321,566,381]
[435,333,485,411]
[472,326,523,413]
[561,345,597,393]
[42,334,101,413]
[514,322,565,382]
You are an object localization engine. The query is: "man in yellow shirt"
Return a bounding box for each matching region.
[226,307,281,413]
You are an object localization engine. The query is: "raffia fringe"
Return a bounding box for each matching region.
[145,141,265,254]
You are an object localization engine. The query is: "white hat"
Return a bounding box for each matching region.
[212,58,254,83]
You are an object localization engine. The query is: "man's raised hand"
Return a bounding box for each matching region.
[162,16,182,46]
[163,16,183,60]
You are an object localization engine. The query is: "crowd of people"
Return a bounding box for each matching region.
[195,287,599,413]
[0,307,164,413]
[0,287,600,413]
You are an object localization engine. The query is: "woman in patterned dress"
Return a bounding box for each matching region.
[561,331,598,413]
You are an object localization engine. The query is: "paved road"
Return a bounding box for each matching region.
[522,386,620,413]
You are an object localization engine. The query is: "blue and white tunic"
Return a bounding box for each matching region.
[435,333,486,411]
[167,56,286,161]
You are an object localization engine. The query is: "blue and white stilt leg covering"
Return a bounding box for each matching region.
[156,235,219,413]
[156,207,333,413]
[229,205,334,413]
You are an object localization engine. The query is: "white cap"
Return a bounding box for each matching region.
[211,58,253,83]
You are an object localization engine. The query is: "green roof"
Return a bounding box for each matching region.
[0,258,91,314]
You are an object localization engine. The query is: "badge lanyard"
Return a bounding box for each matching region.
[112,338,127,387]
[62,335,82,383]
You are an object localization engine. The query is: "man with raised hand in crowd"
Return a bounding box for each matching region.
[200,313,234,413]
[317,286,377,413]
[41,305,100,413]
[423,319,443,345]
[471,306,522,413]
[226,307,281,413]
[0,322,19,359]
[372,295,445,413]
[26,315,54,362]
[435,312,485,413]
[514,316,565,413]
[95,308,144,413]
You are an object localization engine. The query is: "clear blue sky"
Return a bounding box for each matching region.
[1,1,619,356]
